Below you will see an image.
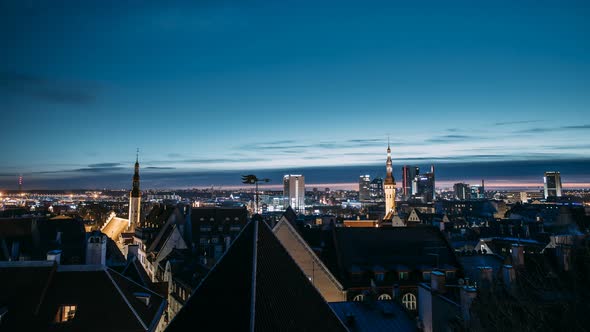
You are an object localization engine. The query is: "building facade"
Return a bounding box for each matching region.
[283,174,305,213]
[544,171,562,199]
[402,165,420,199]
[359,175,371,201]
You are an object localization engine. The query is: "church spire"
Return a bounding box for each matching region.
[131,148,140,198]
[384,139,395,186]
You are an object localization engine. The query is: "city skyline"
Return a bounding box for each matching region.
[1,1,589,188]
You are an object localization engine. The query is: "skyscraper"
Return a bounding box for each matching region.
[453,183,470,200]
[384,143,396,217]
[544,171,562,199]
[128,151,141,229]
[283,174,305,213]
[413,165,435,203]
[359,175,371,201]
[402,165,419,199]
[369,177,384,201]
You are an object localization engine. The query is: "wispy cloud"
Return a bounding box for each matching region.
[521,124,590,133]
[0,71,97,105]
[495,120,541,126]
[425,134,485,143]
[88,162,122,168]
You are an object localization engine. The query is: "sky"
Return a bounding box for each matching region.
[1,0,589,189]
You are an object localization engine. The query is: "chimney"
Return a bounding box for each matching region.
[502,265,516,290]
[511,244,524,267]
[460,286,477,327]
[430,271,446,293]
[478,266,493,289]
[47,250,62,264]
[556,245,572,272]
[126,244,139,260]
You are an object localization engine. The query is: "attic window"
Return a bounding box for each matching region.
[352,294,365,302]
[55,305,77,323]
[134,292,151,306]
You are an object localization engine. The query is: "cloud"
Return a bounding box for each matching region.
[145,166,176,170]
[495,120,541,126]
[0,71,97,105]
[425,134,484,143]
[562,124,590,129]
[88,162,122,168]
[520,124,590,133]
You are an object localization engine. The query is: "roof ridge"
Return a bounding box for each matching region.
[105,268,149,330]
[249,217,259,332]
[34,261,57,316]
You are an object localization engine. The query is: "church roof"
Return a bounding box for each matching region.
[165,217,348,332]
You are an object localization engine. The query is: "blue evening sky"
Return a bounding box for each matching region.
[1,0,589,188]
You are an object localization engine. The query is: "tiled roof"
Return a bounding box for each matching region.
[165,217,348,332]
[330,227,460,287]
[0,262,166,331]
[330,301,417,332]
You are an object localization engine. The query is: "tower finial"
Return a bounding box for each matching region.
[136,148,139,163]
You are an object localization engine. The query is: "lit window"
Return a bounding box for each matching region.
[402,293,417,310]
[399,272,409,280]
[55,305,77,323]
[353,294,365,302]
[378,294,392,300]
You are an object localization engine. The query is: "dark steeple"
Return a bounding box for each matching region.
[131,149,140,198]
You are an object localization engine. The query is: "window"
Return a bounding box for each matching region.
[402,293,417,310]
[378,294,392,300]
[422,272,431,281]
[375,273,384,281]
[55,305,77,323]
[399,271,409,280]
[353,294,365,302]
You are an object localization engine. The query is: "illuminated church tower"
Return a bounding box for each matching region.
[128,150,141,229]
[384,142,397,217]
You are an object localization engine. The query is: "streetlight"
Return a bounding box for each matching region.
[241,174,270,214]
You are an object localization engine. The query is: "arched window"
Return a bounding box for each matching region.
[352,294,365,302]
[378,293,392,300]
[402,293,417,310]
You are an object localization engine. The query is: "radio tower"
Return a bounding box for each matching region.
[18,174,23,192]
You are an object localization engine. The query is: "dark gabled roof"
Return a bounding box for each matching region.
[0,262,166,331]
[142,205,176,228]
[331,227,460,286]
[166,217,348,332]
[281,206,298,227]
[122,255,153,288]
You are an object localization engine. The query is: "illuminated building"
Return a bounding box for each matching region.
[384,143,397,217]
[454,183,470,200]
[370,177,384,201]
[359,175,371,201]
[413,165,435,203]
[543,171,562,199]
[402,165,419,199]
[283,174,305,213]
